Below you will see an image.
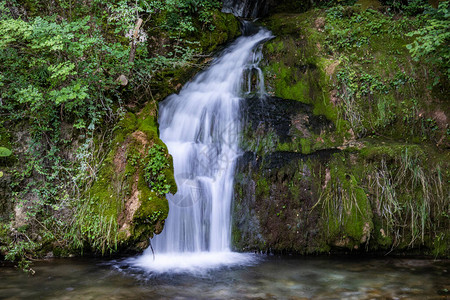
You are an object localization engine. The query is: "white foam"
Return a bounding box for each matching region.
[128,252,258,274]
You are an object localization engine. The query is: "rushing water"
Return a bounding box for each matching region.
[130,23,273,272]
[1,257,449,299]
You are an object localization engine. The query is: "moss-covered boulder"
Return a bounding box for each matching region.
[77,101,176,253]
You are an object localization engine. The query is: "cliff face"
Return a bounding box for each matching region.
[233,3,449,256]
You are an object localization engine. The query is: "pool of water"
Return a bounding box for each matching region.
[1,255,449,299]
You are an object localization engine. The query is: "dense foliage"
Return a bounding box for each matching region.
[406,1,450,82]
[144,145,172,196]
[0,0,223,270]
[321,1,449,139]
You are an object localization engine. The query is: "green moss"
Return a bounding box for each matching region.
[313,92,339,123]
[300,138,311,154]
[319,143,448,253]
[432,232,450,257]
[265,41,284,53]
[137,105,159,142]
[78,103,176,252]
[256,176,270,198]
[0,125,11,149]
[135,178,169,223]
[88,157,118,218]
[276,142,290,151]
[276,129,341,154]
[232,225,242,250]
[262,11,342,143]
[317,153,374,249]
[359,143,425,160]
[371,217,393,250]
[197,12,241,53]
[163,167,177,194]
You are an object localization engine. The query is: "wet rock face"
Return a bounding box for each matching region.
[233,96,337,253]
[222,0,272,18]
[240,95,336,159]
[233,151,336,253]
[222,0,312,18]
[242,96,331,144]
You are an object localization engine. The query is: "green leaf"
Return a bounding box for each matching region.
[0,146,12,157]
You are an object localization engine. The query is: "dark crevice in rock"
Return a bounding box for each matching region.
[239,148,339,171]
[222,0,314,18]
[222,0,272,18]
[241,95,333,143]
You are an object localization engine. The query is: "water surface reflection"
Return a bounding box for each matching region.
[1,256,449,299]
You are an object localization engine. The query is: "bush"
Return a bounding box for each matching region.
[406,1,450,82]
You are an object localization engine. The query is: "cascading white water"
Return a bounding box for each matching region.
[243,43,266,96]
[131,23,272,273]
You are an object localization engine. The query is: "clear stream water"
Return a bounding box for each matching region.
[1,257,448,299]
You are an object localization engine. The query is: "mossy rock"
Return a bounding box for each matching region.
[261,5,449,145]
[196,11,241,53]
[80,101,175,254]
[261,11,345,137]
[234,138,449,256]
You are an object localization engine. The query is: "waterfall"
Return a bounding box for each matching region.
[131,23,272,273]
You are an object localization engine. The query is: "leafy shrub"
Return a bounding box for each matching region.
[406,1,450,82]
[380,0,431,15]
[144,145,172,195]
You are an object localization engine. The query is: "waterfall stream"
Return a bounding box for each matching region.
[131,23,272,273]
